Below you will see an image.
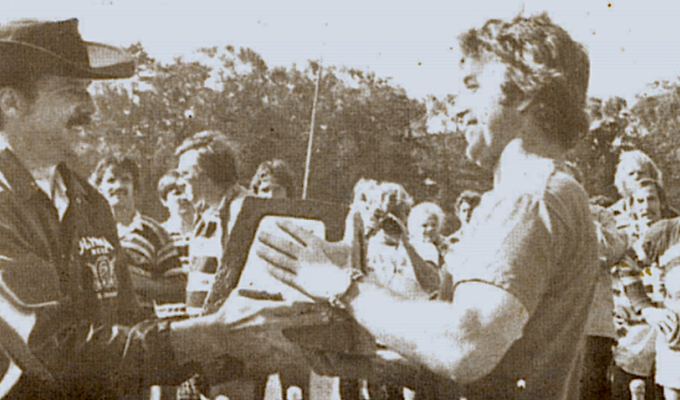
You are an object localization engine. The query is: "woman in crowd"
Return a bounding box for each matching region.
[611,179,678,400]
[611,150,676,230]
[340,179,441,400]
[250,159,312,400]
[250,159,295,200]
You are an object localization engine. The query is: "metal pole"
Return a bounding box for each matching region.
[302,60,322,200]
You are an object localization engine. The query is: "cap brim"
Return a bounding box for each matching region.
[0,39,135,80]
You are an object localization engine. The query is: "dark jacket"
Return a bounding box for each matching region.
[0,150,194,399]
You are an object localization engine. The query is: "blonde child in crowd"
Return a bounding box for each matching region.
[407,202,446,270]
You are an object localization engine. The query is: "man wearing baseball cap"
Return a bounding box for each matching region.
[0,18,240,399]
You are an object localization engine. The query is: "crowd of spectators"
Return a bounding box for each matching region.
[90,133,484,399]
[6,12,680,400]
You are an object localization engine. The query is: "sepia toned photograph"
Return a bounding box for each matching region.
[0,0,679,399]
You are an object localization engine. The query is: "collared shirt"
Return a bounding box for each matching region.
[444,142,598,400]
[118,212,185,309]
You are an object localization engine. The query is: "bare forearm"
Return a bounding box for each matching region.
[402,240,441,293]
[342,280,527,383]
[342,281,467,380]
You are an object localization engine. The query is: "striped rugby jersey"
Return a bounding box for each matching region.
[166,229,191,270]
[118,212,182,277]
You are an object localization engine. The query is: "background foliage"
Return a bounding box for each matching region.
[82,44,680,234]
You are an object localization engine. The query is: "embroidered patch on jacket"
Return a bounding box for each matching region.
[78,236,119,299]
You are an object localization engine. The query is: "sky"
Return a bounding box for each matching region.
[5,0,680,103]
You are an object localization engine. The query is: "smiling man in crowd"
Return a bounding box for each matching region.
[0,18,257,399]
[257,14,598,400]
[90,156,186,315]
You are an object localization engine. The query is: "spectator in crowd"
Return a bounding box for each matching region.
[614,150,663,204]
[174,130,250,399]
[345,179,441,298]
[407,202,446,269]
[621,179,668,244]
[156,170,196,400]
[158,170,195,268]
[446,190,481,245]
[611,150,676,229]
[91,156,186,314]
[175,130,247,313]
[249,159,312,400]
[0,18,257,399]
[347,180,440,400]
[610,180,678,400]
[257,13,599,399]
[366,182,438,299]
[250,159,295,200]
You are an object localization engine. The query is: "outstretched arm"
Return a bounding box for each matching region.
[255,220,528,383]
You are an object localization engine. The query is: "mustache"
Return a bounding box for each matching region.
[66,112,92,129]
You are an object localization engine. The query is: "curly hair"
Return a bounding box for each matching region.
[458,13,590,150]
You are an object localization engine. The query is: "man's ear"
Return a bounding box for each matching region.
[0,88,25,119]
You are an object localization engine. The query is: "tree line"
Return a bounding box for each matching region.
[80,43,680,234]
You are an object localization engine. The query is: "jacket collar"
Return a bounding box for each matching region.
[0,148,45,201]
[0,149,90,210]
